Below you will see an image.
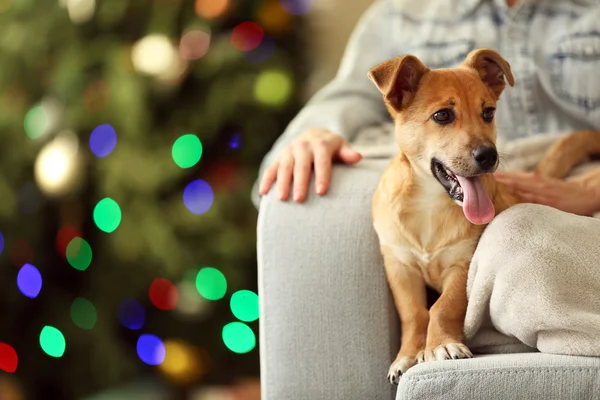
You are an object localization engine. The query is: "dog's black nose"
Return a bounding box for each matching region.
[472,146,498,171]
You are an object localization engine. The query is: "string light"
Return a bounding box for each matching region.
[231,22,264,51]
[93,198,122,233]
[172,134,203,168]
[195,0,229,19]
[16,264,42,299]
[137,334,166,366]
[0,343,18,373]
[65,237,93,271]
[179,30,211,61]
[39,326,66,358]
[195,267,227,300]
[183,180,214,215]
[118,298,146,330]
[70,298,97,330]
[222,322,256,354]
[65,0,96,24]
[34,130,81,197]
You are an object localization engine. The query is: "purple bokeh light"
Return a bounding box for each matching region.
[280,0,314,15]
[118,298,146,330]
[136,334,166,366]
[183,179,214,215]
[17,263,42,299]
[89,124,117,158]
[244,36,275,64]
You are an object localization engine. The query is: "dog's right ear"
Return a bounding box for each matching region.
[368,55,429,111]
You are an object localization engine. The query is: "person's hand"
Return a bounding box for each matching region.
[259,128,362,202]
[494,171,600,216]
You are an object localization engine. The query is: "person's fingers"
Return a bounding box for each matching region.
[259,162,279,195]
[313,140,333,195]
[276,151,294,200]
[292,141,312,202]
[337,143,362,164]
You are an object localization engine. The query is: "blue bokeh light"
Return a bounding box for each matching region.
[280,0,314,15]
[136,334,166,366]
[0,232,4,256]
[244,36,275,64]
[118,298,145,330]
[89,124,117,158]
[229,133,241,150]
[17,263,42,299]
[183,179,214,215]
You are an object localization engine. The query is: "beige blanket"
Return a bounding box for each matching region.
[353,125,600,356]
[464,135,600,356]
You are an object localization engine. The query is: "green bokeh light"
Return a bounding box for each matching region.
[222,322,256,354]
[24,105,49,139]
[230,290,259,322]
[93,198,122,233]
[39,326,66,358]
[254,70,293,107]
[195,267,227,300]
[70,298,97,330]
[172,134,203,169]
[66,237,92,271]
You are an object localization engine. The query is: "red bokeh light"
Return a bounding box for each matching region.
[149,278,179,310]
[56,225,82,257]
[230,22,264,51]
[0,343,18,373]
[9,238,33,267]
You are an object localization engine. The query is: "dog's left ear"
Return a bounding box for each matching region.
[463,49,514,99]
[368,55,429,111]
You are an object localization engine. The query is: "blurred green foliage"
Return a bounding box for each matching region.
[0,0,304,398]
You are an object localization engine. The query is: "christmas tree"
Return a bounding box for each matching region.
[0,0,306,398]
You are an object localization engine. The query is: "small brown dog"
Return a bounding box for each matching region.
[368,48,600,384]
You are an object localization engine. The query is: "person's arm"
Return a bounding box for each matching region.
[253,0,395,205]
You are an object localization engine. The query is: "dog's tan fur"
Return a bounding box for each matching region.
[368,48,600,383]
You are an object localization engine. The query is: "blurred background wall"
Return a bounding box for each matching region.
[0,0,373,399]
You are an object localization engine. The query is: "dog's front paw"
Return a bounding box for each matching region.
[387,356,417,385]
[417,343,473,363]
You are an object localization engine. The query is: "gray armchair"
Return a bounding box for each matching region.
[256,160,600,400]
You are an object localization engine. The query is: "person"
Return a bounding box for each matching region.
[256,0,600,215]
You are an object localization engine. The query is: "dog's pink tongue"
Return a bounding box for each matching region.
[455,176,495,225]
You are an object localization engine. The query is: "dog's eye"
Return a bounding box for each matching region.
[482,107,495,122]
[432,109,455,125]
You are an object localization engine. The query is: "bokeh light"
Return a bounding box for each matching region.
[0,231,4,256]
[137,334,166,366]
[149,278,179,311]
[254,69,293,107]
[222,322,256,354]
[93,198,122,233]
[159,340,210,384]
[195,0,230,19]
[89,124,117,158]
[132,34,182,79]
[64,0,96,24]
[243,36,275,64]
[39,326,66,358]
[17,263,42,299]
[196,267,227,300]
[24,105,49,140]
[118,298,146,330]
[0,343,18,373]
[66,237,92,271]
[230,290,259,322]
[183,179,214,215]
[231,22,264,51]
[172,134,203,169]
[280,0,314,15]
[17,182,40,215]
[179,30,211,61]
[229,133,241,150]
[257,1,293,34]
[9,238,33,267]
[56,225,82,257]
[70,298,97,330]
[34,130,81,197]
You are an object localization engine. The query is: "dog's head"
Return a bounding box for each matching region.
[368,48,514,225]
